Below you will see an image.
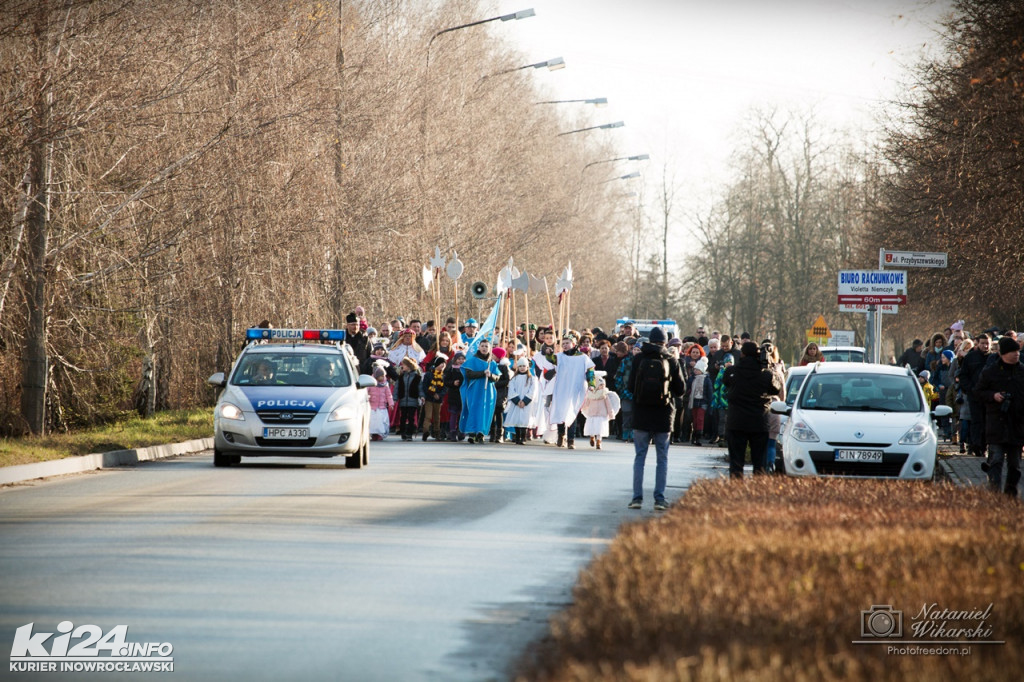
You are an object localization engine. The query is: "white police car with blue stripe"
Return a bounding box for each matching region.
[207,328,375,468]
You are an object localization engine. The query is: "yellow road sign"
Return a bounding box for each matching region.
[810,315,831,339]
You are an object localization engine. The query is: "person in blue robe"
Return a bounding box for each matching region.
[459,338,499,443]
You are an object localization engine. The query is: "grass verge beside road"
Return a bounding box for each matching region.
[0,409,211,468]
[519,477,1024,681]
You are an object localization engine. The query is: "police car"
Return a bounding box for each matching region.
[615,318,679,341]
[206,328,375,468]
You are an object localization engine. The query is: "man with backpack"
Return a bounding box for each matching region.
[627,326,687,511]
[721,341,783,478]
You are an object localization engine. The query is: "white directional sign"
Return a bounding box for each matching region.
[881,250,947,268]
[838,270,907,305]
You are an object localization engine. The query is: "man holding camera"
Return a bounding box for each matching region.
[975,336,1024,496]
[721,341,783,478]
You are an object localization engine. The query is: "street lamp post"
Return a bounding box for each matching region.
[583,153,649,170]
[558,121,625,136]
[537,97,608,106]
[601,171,641,183]
[499,56,566,73]
[420,8,536,242]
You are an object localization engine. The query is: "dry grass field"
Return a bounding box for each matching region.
[518,477,1024,681]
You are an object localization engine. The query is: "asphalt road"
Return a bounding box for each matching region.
[0,439,727,681]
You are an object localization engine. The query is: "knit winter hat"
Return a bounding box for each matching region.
[372,367,385,380]
[491,347,507,360]
[516,357,529,369]
[999,336,1020,354]
[694,357,708,374]
[919,370,931,381]
[741,341,760,357]
[649,327,666,344]
[941,349,955,362]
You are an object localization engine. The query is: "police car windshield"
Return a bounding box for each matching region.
[231,353,352,387]
[798,373,922,412]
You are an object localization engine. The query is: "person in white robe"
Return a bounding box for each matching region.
[532,345,558,443]
[547,333,596,449]
[504,358,538,444]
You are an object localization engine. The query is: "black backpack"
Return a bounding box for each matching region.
[635,355,671,407]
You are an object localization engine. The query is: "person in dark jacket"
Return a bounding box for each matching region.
[489,347,512,443]
[626,326,686,511]
[603,343,623,437]
[360,343,399,381]
[344,312,370,364]
[443,352,466,441]
[395,357,422,441]
[721,341,783,478]
[974,336,1024,496]
[959,334,992,457]
[897,339,925,374]
[421,354,448,441]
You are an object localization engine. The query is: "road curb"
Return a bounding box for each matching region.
[0,438,213,486]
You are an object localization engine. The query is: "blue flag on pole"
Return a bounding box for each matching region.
[467,291,504,355]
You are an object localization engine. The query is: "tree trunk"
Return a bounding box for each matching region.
[21,4,51,435]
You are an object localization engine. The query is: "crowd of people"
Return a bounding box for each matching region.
[328,308,798,509]
[894,322,1023,497]
[316,308,1023,502]
[340,310,755,447]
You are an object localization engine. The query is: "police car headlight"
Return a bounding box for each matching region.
[328,405,357,422]
[218,403,245,421]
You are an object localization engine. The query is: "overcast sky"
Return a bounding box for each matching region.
[492,0,954,217]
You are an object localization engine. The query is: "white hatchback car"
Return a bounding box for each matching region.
[772,362,952,479]
[207,328,375,468]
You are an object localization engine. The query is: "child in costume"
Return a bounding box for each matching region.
[581,371,620,450]
[504,357,538,445]
[367,366,395,441]
[421,354,448,441]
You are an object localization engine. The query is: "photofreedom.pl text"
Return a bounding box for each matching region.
[855,602,1004,656]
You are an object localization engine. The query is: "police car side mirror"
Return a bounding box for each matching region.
[933,405,953,419]
[770,400,790,416]
[356,375,377,390]
[207,372,226,388]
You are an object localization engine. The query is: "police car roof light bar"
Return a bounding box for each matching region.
[245,328,347,342]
